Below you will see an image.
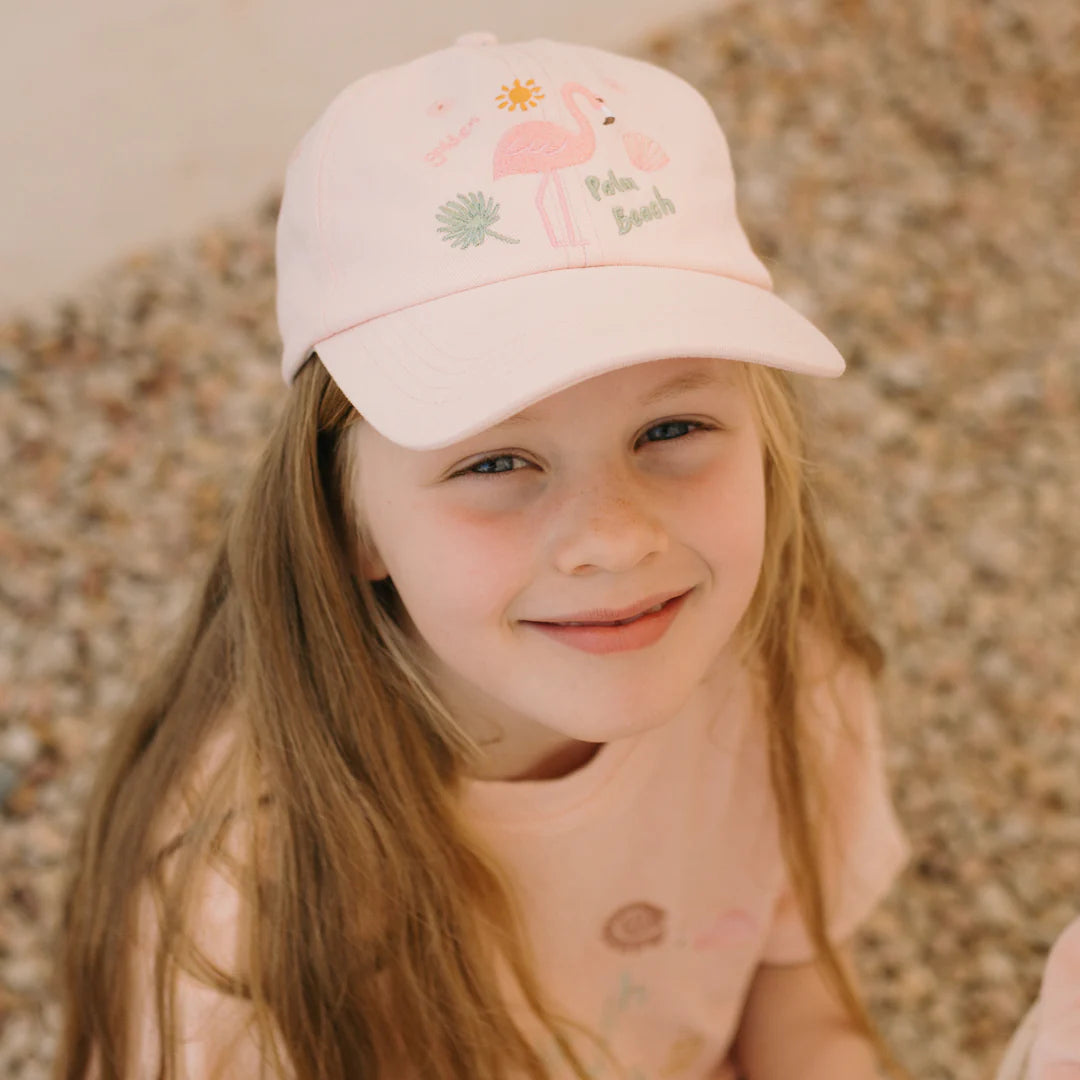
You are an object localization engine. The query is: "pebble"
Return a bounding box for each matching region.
[0,761,19,803]
[0,725,40,768]
[2,956,51,995]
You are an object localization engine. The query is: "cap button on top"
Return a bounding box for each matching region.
[455,31,498,46]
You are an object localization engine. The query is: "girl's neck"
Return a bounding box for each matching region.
[501,737,604,782]
[467,728,604,783]
[459,641,746,784]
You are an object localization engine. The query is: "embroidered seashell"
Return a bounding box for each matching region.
[602,901,667,952]
[622,131,670,172]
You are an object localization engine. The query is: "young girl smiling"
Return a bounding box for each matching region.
[57,33,909,1080]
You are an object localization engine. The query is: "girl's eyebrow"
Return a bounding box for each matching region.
[637,368,729,406]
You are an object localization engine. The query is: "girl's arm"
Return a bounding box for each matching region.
[732,946,881,1080]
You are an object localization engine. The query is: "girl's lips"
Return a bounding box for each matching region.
[524,591,690,655]
[534,588,689,626]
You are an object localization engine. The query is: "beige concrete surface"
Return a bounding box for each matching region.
[1,0,724,315]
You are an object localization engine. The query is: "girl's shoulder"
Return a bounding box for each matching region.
[147,700,250,850]
[143,698,256,941]
[742,619,880,761]
[774,619,881,741]
[129,703,278,1077]
[791,620,889,793]
[799,617,875,689]
[745,616,876,694]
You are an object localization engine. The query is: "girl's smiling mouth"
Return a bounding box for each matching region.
[522,590,691,654]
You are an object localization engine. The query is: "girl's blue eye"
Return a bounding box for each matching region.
[465,454,529,475]
[639,419,708,445]
[454,420,712,478]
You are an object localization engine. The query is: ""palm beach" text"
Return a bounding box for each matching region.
[583,170,676,235]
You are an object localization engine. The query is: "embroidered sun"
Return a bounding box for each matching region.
[496,78,544,112]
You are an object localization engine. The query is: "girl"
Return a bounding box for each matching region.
[56,33,909,1080]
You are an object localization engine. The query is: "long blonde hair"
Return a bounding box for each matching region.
[55,355,901,1079]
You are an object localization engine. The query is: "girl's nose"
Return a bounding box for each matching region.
[551,479,669,576]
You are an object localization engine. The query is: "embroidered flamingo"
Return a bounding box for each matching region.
[493,82,614,248]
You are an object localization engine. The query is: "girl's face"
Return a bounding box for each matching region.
[350,357,766,769]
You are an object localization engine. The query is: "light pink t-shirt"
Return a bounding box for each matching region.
[459,653,908,1079]
[129,651,907,1078]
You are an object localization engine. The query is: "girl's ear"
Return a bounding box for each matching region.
[356,528,389,582]
[361,549,389,582]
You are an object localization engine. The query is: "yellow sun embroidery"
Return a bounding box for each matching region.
[495,78,545,112]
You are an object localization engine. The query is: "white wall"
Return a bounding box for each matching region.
[1,0,722,315]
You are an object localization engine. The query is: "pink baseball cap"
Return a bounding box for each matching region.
[276,32,845,450]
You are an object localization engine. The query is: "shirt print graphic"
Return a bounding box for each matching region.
[533,900,761,1078]
[535,970,712,1079]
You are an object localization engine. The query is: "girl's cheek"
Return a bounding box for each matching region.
[435,478,554,545]
[658,450,755,507]
[440,475,545,518]
[425,504,538,582]
[677,456,765,552]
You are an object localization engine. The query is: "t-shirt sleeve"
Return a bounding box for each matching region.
[760,657,909,965]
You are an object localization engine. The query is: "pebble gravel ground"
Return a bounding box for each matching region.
[2,1,1078,1077]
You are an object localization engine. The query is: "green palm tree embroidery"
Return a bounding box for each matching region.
[435,191,519,248]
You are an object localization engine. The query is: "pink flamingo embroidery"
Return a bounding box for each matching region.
[492,82,613,248]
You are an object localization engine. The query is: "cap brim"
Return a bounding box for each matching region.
[314,265,844,450]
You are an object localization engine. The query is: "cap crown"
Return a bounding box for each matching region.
[276,36,773,380]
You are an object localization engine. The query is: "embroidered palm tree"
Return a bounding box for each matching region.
[435,192,519,249]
